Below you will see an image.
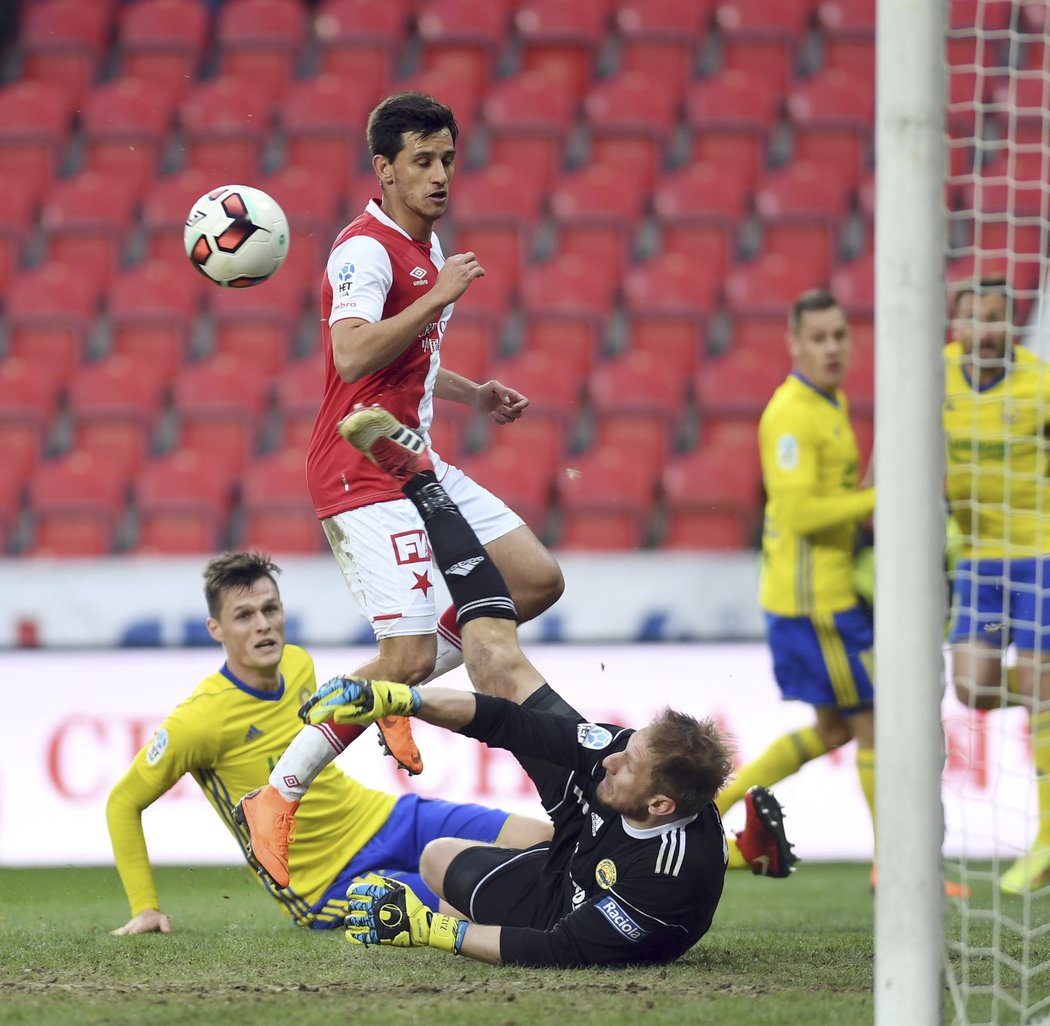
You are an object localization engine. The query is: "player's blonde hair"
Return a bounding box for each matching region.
[646,710,736,816]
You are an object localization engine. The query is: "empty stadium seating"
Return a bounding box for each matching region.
[0,0,1026,556]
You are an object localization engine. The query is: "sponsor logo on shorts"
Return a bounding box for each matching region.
[595,859,616,888]
[577,723,613,750]
[596,896,645,942]
[391,530,431,565]
[146,728,168,765]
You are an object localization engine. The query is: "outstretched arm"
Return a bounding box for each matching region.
[106,764,173,935]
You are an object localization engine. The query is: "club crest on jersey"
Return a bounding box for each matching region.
[776,434,799,471]
[146,728,169,766]
[577,723,612,750]
[595,859,617,889]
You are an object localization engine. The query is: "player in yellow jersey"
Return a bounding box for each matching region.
[944,277,1050,895]
[715,290,879,871]
[106,551,552,934]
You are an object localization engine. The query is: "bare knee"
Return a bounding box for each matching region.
[420,837,460,896]
[817,723,852,749]
[372,635,438,686]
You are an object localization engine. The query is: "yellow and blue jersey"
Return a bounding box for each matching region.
[943,341,1050,559]
[107,645,396,926]
[758,373,876,617]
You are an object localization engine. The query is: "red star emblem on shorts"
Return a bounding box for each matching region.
[411,570,432,597]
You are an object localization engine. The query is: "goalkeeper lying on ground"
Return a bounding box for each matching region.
[293,405,797,968]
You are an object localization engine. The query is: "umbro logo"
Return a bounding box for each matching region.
[244,725,263,743]
[446,556,484,577]
[410,265,430,286]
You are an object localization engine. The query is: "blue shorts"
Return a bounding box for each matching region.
[306,794,511,929]
[765,605,874,711]
[949,557,1050,653]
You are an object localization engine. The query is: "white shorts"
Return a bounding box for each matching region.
[322,458,525,640]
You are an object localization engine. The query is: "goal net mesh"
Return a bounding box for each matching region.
[943,2,1050,1023]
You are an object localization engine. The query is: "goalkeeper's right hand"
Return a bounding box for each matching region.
[344,875,466,954]
[298,676,421,726]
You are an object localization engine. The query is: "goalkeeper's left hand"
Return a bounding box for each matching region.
[344,876,466,954]
[298,676,421,726]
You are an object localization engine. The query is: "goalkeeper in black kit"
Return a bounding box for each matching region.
[299,405,795,968]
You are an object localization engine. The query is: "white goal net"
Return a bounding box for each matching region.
[941,1,1050,1024]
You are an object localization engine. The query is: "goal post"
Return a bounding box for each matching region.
[873,1,948,1023]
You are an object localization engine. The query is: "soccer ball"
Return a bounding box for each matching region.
[184,185,289,288]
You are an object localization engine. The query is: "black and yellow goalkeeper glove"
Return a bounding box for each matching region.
[344,876,466,954]
[298,677,421,727]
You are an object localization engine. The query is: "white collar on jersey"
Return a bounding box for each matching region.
[620,812,698,840]
[366,197,434,245]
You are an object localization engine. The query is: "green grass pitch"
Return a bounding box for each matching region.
[1,862,1045,1026]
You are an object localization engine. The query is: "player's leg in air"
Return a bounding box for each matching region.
[337,406,797,878]
[237,409,562,886]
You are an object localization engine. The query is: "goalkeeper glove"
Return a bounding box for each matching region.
[345,876,467,954]
[298,676,421,726]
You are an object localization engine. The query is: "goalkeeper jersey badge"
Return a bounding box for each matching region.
[577,723,612,749]
[596,859,617,889]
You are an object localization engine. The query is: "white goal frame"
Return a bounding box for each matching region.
[873,1,948,1024]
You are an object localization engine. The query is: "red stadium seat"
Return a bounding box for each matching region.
[623,253,721,319]
[961,150,1047,218]
[107,258,205,377]
[724,252,828,317]
[586,351,686,464]
[556,444,657,550]
[548,222,630,284]
[118,0,209,99]
[685,70,783,134]
[215,0,308,107]
[178,76,271,184]
[20,0,113,105]
[695,347,792,431]
[685,129,767,189]
[712,0,810,89]
[397,66,481,134]
[0,80,74,187]
[65,355,168,474]
[314,0,408,90]
[6,262,98,378]
[79,78,176,196]
[426,405,473,468]
[0,357,63,496]
[487,349,584,427]
[660,441,762,550]
[653,162,753,225]
[442,312,499,385]
[238,448,325,554]
[254,164,343,257]
[447,222,527,316]
[26,449,129,556]
[755,160,852,221]
[658,221,733,282]
[816,0,876,34]
[132,448,234,554]
[624,313,705,380]
[459,440,555,534]
[272,356,324,452]
[582,71,679,188]
[614,0,710,94]
[171,355,272,473]
[729,314,788,356]
[416,0,512,94]
[830,251,874,319]
[452,163,547,223]
[519,253,619,318]
[39,171,138,294]
[512,0,609,99]
[518,312,601,379]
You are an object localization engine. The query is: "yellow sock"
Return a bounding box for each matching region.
[726,837,748,870]
[856,747,876,836]
[1032,710,1050,850]
[716,726,829,816]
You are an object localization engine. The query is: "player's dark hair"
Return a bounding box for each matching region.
[367,92,458,161]
[789,288,841,335]
[953,276,1012,321]
[646,710,736,816]
[203,551,281,619]
[952,284,975,315]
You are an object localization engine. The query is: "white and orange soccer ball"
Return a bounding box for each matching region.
[184,184,289,288]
